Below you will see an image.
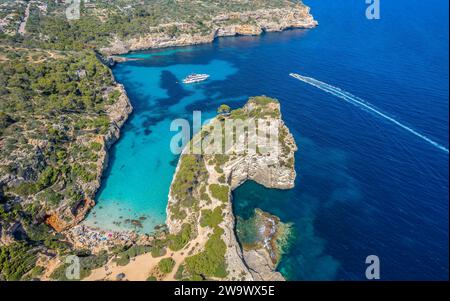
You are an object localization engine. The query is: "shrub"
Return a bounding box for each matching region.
[158,258,176,274]
[174,265,185,280]
[90,142,103,152]
[114,254,130,266]
[11,182,39,197]
[36,166,59,190]
[209,184,229,203]
[167,223,192,251]
[38,189,63,207]
[29,266,45,278]
[249,96,278,106]
[218,174,226,184]
[151,247,166,258]
[113,245,152,266]
[200,207,223,228]
[185,227,228,279]
[171,155,207,201]
[0,243,37,281]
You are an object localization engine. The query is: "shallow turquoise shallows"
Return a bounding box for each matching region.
[84,58,237,233]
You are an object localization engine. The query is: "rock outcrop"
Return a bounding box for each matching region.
[236,208,293,281]
[101,5,317,55]
[244,249,285,281]
[166,96,297,281]
[45,84,133,232]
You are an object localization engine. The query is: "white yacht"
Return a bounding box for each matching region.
[182,73,210,84]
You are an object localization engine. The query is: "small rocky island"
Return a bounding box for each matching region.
[166,96,298,281]
[237,209,293,280]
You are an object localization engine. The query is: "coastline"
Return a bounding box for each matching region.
[165,97,298,281]
[100,6,318,56]
[50,5,313,281]
[75,4,315,234]
[44,83,133,233]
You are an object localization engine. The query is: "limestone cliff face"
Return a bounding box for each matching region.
[166,97,297,281]
[101,5,317,55]
[227,122,296,191]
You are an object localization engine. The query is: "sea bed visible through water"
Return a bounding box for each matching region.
[85,0,449,280]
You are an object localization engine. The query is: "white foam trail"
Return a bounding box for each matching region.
[289,73,449,154]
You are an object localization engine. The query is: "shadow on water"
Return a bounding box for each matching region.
[232,135,363,280]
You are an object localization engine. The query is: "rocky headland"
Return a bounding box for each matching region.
[100,5,317,56]
[166,96,298,281]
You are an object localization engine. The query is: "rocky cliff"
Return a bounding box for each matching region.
[166,96,297,281]
[101,5,317,55]
[44,84,133,232]
[0,81,132,242]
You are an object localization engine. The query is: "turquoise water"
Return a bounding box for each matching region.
[85,58,238,232]
[86,0,448,280]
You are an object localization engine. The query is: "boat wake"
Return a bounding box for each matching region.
[289,73,449,154]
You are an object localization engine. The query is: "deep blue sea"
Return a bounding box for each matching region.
[86,0,449,280]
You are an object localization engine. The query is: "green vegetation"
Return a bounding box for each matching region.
[28,266,45,278]
[167,223,193,252]
[38,189,64,207]
[217,104,231,115]
[0,0,303,282]
[158,258,176,274]
[185,227,228,279]
[171,155,207,201]
[0,47,117,216]
[146,275,157,281]
[144,239,167,258]
[200,207,224,228]
[230,108,247,120]
[49,250,109,280]
[248,96,279,106]
[90,142,103,152]
[151,247,167,258]
[174,265,185,280]
[0,112,14,136]
[209,184,229,203]
[170,154,207,221]
[218,174,226,184]
[1,1,301,52]
[213,154,229,166]
[0,50,113,115]
[0,45,122,276]
[113,245,153,266]
[0,242,38,281]
[247,96,281,119]
[200,185,211,204]
[114,254,130,266]
[0,201,71,266]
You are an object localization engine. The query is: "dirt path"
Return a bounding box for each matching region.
[40,257,61,281]
[18,2,31,35]
[84,226,211,281]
